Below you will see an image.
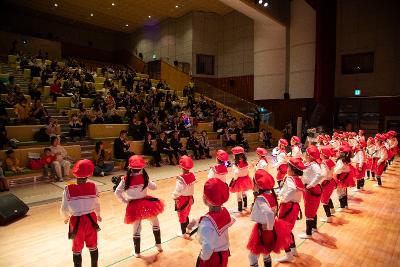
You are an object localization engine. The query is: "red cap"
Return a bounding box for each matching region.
[256,147,268,157]
[291,136,301,144]
[324,134,331,141]
[203,178,229,206]
[288,157,305,171]
[72,159,94,178]
[387,130,397,137]
[358,129,365,135]
[375,134,385,141]
[279,138,288,146]
[320,146,334,157]
[254,169,274,190]
[128,155,146,169]
[179,155,194,170]
[317,135,325,143]
[339,145,351,153]
[359,140,367,148]
[216,149,229,161]
[306,145,321,163]
[367,137,375,144]
[232,146,245,155]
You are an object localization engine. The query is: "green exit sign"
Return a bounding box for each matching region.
[354,89,361,96]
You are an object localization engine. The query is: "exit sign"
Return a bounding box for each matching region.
[354,89,361,96]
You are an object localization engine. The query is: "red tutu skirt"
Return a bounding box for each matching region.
[336,168,356,188]
[175,195,194,223]
[230,175,253,193]
[276,164,288,181]
[375,162,386,176]
[303,185,322,218]
[366,158,373,170]
[246,219,293,255]
[124,196,165,224]
[197,250,229,267]
[355,164,367,180]
[320,179,336,204]
[388,147,398,160]
[278,202,300,230]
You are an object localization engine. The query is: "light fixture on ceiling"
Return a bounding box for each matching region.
[263,2,268,7]
[148,15,151,18]
[111,2,115,6]
[175,5,179,8]
[125,24,129,27]
[256,0,269,8]
[90,13,94,17]
[54,3,58,7]
[258,0,262,4]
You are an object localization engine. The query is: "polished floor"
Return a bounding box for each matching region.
[0,157,399,267]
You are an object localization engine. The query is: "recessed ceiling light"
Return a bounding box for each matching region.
[90,13,94,16]
[263,2,268,7]
[54,3,58,7]
[125,24,129,27]
[111,2,115,6]
[258,0,263,4]
[148,15,151,18]
[175,5,179,8]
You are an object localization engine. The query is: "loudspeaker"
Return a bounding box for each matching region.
[229,79,235,87]
[0,194,29,225]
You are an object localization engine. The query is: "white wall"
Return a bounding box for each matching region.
[289,0,316,99]
[335,0,400,97]
[254,21,286,100]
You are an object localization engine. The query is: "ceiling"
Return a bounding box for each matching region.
[8,0,233,33]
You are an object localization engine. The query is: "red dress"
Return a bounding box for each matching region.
[229,161,253,193]
[124,175,165,224]
[278,176,304,230]
[336,165,356,188]
[175,172,196,223]
[320,159,337,204]
[247,193,293,255]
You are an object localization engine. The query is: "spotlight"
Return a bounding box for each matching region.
[90,13,94,17]
[111,2,115,6]
[258,0,263,4]
[125,24,129,27]
[54,3,58,7]
[263,2,268,7]
[148,15,151,18]
[175,5,179,8]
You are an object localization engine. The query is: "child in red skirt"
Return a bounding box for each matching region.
[277,158,305,262]
[366,137,377,180]
[272,139,288,188]
[290,136,302,158]
[229,146,253,212]
[247,169,292,267]
[298,145,324,239]
[334,145,356,212]
[115,155,164,257]
[319,146,337,223]
[173,156,196,237]
[196,178,235,267]
[374,134,388,187]
[208,149,229,183]
[255,147,269,171]
[353,140,367,191]
[60,159,101,267]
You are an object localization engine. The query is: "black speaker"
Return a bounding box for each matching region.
[0,194,29,225]
[229,79,235,87]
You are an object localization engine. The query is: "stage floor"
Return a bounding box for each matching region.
[0,158,399,267]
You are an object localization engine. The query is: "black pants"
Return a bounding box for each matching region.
[146,151,161,165]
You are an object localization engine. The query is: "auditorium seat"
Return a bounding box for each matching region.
[196,122,213,132]
[81,98,94,108]
[94,77,106,84]
[5,125,45,142]
[88,124,128,139]
[23,69,31,79]
[56,97,72,109]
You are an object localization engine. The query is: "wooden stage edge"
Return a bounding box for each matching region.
[0,159,399,267]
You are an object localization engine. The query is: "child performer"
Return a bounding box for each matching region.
[298,145,324,239]
[229,146,253,212]
[319,146,337,222]
[374,134,388,187]
[173,156,196,237]
[277,158,305,262]
[334,145,355,212]
[365,137,377,180]
[387,131,398,165]
[208,149,229,182]
[353,140,367,191]
[115,155,164,257]
[60,159,101,267]
[247,169,293,267]
[196,178,235,267]
[272,139,289,188]
[255,147,268,170]
[290,136,302,158]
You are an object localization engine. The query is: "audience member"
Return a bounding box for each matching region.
[113,130,134,169]
[49,136,71,181]
[93,141,114,176]
[5,149,24,174]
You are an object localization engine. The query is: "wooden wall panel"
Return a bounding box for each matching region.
[61,42,114,62]
[114,50,147,74]
[160,60,191,90]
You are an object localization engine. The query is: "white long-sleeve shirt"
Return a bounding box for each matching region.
[352,150,366,167]
[376,146,388,165]
[272,147,286,167]
[333,159,350,175]
[250,196,275,230]
[172,175,195,199]
[302,161,324,188]
[232,163,249,180]
[321,160,334,181]
[388,138,398,149]
[51,145,68,162]
[196,209,235,260]
[291,145,302,158]
[280,176,303,203]
[60,182,100,218]
[366,145,377,158]
[255,158,268,171]
[207,165,228,182]
[115,174,157,203]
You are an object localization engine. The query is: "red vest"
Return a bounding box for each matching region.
[199,207,234,236]
[237,161,248,169]
[178,172,196,185]
[213,164,228,175]
[323,159,335,170]
[66,182,97,201]
[124,174,145,187]
[258,192,277,208]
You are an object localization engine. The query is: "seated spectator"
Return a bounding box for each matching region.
[143,132,161,167]
[5,149,24,174]
[157,131,176,165]
[50,79,62,103]
[70,89,81,108]
[113,130,134,169]
[69,114,84,140]
[128,117,143,141]
[259,129,272,148]
[199,130,212,158]
[7,75,17,93]
[187,130,203,160]
[1,91,17,108]
[32,99,49,124]
[49,136,71,181]
[93,141,114,176]
[0,162,10,191]
[14,98,34,124]
[28,79,41,100]
[46,118,61,138]
[222,129,236,147]
[236,129,249,151]
[171,130,187,159]
[41,147,56,179]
